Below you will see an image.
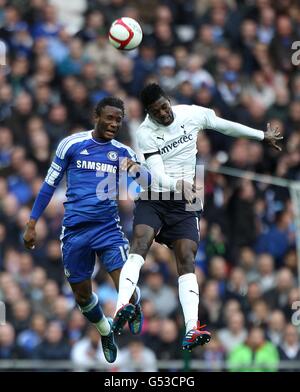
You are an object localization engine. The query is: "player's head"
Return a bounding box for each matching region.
[140,83,174,126]
[94,97,125,140]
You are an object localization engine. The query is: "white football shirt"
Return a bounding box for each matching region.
[136,104,264,192]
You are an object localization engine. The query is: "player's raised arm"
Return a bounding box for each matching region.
[23,138,69,250]
[197,105,283,150]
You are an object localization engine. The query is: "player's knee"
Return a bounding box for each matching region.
[177,253,195,276]
[130,239,150,259]
[73,290,91,306]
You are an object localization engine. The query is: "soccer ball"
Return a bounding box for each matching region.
[109,17,143,50]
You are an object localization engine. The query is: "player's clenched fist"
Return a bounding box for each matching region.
[23,220,36,250]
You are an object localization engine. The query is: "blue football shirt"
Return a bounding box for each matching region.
[45,130,138,226]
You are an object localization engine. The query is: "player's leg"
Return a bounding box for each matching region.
[112,199,162,334]
[173,238,211,351]
[109,268,143,335]
[70,279,117,363]
[109,268,139,306]
[93,221,149,336]
[61,225,117,363]
[116,224,155,310]
[173,238,200,332]
[111,224,155,334]
[70,279,111,336]
[161,208,211,351]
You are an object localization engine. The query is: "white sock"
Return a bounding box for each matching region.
[115,253,144,314]
[94,317,111,336]
[178,273,199,332]
[79,293,111,336]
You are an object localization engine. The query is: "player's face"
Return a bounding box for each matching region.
[95,106,124,140]
[147,96,174,126]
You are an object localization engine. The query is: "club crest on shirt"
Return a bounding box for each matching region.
[107,151,118,161]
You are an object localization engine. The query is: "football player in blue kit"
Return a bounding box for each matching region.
[23,97,150,363]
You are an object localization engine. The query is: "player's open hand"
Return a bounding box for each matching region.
[23,221,36,250]
[264,123,283,151]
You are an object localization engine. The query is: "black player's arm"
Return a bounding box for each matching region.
[204,111,283,150]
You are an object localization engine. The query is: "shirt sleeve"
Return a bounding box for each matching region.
[191,105,264,140]
[123,146,139,163]
[190,105,219,130]
[211,116,264,140]
[30,137,71,220]
[137,127,159,154]
[44,138,71,187]
[30,182,56,220]
[146,154,177,191]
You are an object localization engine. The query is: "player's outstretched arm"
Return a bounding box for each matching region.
[211,115,283,150]
[23,134,73,249]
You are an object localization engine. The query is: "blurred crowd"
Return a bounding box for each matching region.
[0,0,300,372]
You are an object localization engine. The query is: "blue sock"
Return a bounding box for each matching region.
[79,292,103,323]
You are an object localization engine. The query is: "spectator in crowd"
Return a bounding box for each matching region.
[263,267,295,310]
[141,313,162,355]
[117,337,158,372]
[225,267,248,303]
[266,310,286,346]
[277,323,300,371]
[199,280,223,329]
[67,308,86,346]
[71,325,109,369]
[156,318,182,361]
[33,321,70,360]
[16,313,47,357]
[227,326,279,372]
[257,253,276,293]
[198,332,226,371]
[11,299,32,335]
[0,323,25,359]
[248,298,270,329]
[141,269,178,318]
[218,311,247,354]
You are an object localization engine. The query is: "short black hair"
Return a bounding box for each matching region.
[94,96,125,117]
[140,83,168,109]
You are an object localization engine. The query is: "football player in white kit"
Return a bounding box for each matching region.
[112,83,283,351]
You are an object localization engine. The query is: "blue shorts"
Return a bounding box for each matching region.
[60,220,129,284]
